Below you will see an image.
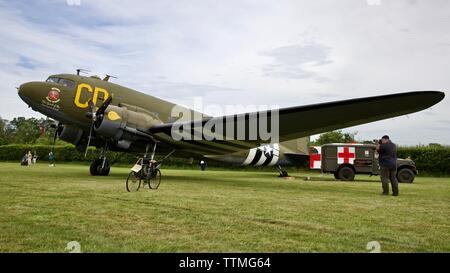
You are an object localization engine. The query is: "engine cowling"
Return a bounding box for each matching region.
[58,125,83,146]
[94,105,162,149]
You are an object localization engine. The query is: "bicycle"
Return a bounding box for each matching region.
[126,157,161,192]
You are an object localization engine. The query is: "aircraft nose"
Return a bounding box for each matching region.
[17,82,42,106]
[18,82,32,102]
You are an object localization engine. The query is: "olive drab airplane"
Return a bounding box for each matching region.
[18,70,445,177]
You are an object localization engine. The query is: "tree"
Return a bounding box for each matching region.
[0,117,6,145]
[0,116,58,145]
[313,130,357,146]
[6,117,42,144]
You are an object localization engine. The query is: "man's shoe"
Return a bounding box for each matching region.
[393,193,399,196]
[381,192,389,195]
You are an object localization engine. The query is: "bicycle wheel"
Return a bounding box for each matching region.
[148,168,161,189]
[126,171,141,192]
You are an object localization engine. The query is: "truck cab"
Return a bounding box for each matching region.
[311,143,417,183]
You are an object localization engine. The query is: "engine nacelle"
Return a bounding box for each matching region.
[58,125,84,146]
[94,105,162,148]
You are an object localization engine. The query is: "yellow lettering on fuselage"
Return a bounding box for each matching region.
[74,83,92,108]
[92,87,109,110]
[74,83,110,109]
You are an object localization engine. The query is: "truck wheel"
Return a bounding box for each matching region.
[397,168,415,183]
[337,166,355,181]
[333,172,339,179]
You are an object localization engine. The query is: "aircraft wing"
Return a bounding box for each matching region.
[148,91,445,155]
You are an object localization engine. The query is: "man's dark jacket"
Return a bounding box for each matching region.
[379,142,397,169]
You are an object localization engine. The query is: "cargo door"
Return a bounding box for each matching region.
[353,147,374,173]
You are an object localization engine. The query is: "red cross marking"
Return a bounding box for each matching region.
[310,153,321,168]
[338,147,355,164]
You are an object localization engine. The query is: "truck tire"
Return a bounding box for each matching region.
[334,172,339,179]
[397,168,415,183]
[337,166,355,181]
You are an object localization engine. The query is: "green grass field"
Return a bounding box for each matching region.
[0,162,449,253]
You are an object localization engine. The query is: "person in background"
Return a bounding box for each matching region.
[48,151,55,167]
[21,153,28,166]
[199,160,207,171]
[27,151,32,167]
[376,135,399,196]
[32,151,37,165]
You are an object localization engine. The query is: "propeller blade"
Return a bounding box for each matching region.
[84,99,97,157]
[50,124,59,154]
[96,95,113,116]
[85,122,94,157]
[84,95,113,157]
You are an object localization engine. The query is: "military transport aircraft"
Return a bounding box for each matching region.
[17,70,445,177]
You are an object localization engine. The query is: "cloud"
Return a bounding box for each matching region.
[17,56,40,70]
[261,41,333,79]
[0,0,448,145]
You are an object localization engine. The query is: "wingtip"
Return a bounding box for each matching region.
[429,90,445,103]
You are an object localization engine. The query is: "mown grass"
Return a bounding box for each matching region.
[0,162,448,253]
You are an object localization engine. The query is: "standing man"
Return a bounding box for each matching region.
[48,151,55,167]
[376,135,399,196]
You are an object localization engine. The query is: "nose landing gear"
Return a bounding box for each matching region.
[90,156,110,176]
[89,143,110,176]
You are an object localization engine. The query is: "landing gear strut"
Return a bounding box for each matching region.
[277,164,289,177]
[90,143,110,176]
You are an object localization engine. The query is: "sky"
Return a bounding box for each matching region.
[0,0,448,145]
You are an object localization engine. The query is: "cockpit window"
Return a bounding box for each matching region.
[46,77,75,89]
[46,77,59,83]
[59,79,75,88]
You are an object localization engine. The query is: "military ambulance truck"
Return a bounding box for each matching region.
[310,143,417,183]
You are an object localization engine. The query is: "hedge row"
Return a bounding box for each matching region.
[0,144,449,175]
[397,146,450,175]
[0,144,186,166]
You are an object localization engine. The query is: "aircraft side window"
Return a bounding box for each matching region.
[46,77,59,83]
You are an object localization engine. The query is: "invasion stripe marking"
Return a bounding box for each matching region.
[271,143,281,166]
[255,150,271,166]
[242,148,257,165]
[249,149,263,166]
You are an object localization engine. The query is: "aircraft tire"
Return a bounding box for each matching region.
[90,159,110,176]
[90,160,100,176]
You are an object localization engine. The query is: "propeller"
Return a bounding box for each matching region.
[84,95,113,157]
[49,123,61,155]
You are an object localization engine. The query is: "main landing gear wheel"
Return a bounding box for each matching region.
[90,158,110,176]
[126,171,141,192]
